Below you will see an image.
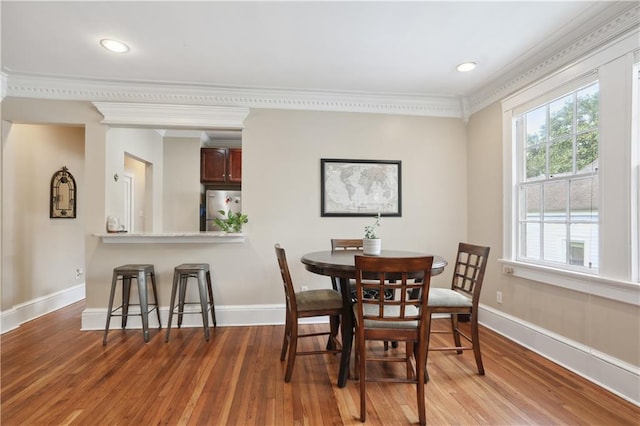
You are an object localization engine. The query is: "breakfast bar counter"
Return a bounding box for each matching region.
[94,232,245,244]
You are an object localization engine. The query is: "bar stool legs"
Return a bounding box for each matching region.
[103,264,161,346]
[166,263,217,342]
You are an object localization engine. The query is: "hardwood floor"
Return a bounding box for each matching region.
[2,301,638,425]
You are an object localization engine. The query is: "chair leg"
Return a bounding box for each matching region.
[416,338,427,426]
[327,315,339,351]
[150,272,161,329]
[165,270,180,342]
[206,270,217,327]
[470,310,485,375]
[451,313,463,354]
[359,331,367,422]
[137,272,150,343]
[280,311,291,361]
[103,272,119,346]
[177,274,188,328]
[196,270,210,341]
[122,276,131,328]
[424,312,433,382]
[284,320,298,382]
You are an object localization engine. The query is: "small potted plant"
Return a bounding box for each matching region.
[363,213,382,255]
[213,210,248,233]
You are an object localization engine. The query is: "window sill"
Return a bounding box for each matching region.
[498,259,640,306]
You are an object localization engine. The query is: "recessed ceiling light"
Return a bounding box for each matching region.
[456,61,477,72]
[100,39,130,54]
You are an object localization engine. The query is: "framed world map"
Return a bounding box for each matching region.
[321,159,401,217]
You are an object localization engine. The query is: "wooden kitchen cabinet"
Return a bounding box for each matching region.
[201,148,242,184]
[227,148,242,183]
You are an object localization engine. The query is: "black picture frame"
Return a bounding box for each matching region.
[321,158,401,217]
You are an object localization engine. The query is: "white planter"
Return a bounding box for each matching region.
[363,238,382,255]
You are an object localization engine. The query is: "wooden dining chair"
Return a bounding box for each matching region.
[353,255,433,425]
[329,238,363,291]
[426,242,490,378]
[274,244,344,383]
[331,238,364,251]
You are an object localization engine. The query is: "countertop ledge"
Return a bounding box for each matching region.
[93,232,245,244]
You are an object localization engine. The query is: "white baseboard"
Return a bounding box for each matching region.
[82,303,289,331]
[1,283,85,334]
[479,304,640,407]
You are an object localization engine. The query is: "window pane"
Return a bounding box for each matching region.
[544,181,567,221]
[522,184,540,220]
[570,177,598,222]
[526,106,546,146]
[577,83,599,132]
[549,94,573,138]
[577,131,598,172]
[526,144,546,180]
[548,137,573,176]
[570,223,599,269]
[568,241,585,266]
[520,222,540,259]
[543,223,566,263]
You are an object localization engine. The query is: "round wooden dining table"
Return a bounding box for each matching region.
[300,249,447,388]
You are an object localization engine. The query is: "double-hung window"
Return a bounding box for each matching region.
[517,82,599,272]
[501,31,639,304]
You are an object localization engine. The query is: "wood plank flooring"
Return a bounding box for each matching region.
[2,301,638,425]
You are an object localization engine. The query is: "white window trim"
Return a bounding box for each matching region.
[502,30,640,306]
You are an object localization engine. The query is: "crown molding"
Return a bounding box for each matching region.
[93,102,250,129]
[465,4,640,117]
[6,74,462,119]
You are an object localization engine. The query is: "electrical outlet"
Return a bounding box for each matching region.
[496,291,503,304]
[301,285,309,291]
[75,268,83,279]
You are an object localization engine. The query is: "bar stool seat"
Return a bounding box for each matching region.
[103,264,161,345]
[165,263,217,342]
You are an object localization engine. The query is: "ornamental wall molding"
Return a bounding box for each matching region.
[8,75,462,119]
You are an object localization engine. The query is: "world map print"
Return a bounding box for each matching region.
[322,161,400,215]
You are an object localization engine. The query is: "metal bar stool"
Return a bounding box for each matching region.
[103,264,161,345]
[165,263,217,342]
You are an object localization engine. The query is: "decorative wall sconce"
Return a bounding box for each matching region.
[50,166,77,218]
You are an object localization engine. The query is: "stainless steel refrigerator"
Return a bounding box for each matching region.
[205,190,242,231]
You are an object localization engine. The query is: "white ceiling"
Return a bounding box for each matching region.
[1,1,638,116]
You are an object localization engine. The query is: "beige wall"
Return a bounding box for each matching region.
[1,122,85,310]
[163,136,201,232]
[466,101,640,367]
